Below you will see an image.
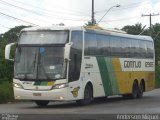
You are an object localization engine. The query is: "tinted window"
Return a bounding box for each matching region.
[97,34,110,56]
[139,40,147,58]
[110,36,122,57]
[131,39,140,58]
[121,38,131,58]
[69,31,82,82]
[146,41,154,58]
[84,32,97,55]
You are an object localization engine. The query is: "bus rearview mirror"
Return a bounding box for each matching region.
[5,42,16,61]
[64,42,72,61]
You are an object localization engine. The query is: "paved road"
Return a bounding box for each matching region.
[0,89,160,120]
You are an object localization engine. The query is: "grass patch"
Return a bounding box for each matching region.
[0,81,14,103]
[156,66,160,88]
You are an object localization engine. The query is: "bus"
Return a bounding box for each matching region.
[5,26,155,106]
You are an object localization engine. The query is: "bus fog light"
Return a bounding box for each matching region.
[15,96,21,99]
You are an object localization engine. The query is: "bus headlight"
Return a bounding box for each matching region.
[13,83,23,89]
[52,83,68,89]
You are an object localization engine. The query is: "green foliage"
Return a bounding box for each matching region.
[122,23,148,35]
[85,20,97,26]
[0,40,13,83]
[3,25,30,43]
[152,23,160,64]
[0,25,29,103]
[0,81,14,103]
[155,66,160,88]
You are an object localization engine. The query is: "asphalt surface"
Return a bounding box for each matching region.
[1,89,160,120]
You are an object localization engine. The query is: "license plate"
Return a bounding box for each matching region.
[33,93,41,96]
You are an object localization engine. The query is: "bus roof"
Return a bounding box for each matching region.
[22,26,153,42]
[22,26,83,32]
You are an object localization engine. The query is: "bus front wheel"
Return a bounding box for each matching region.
[35,100,49,107]
[76,85,93,106]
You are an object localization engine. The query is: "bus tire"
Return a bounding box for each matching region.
[76,85,93,106]
[131,81,138,99]
[35,100,49,107]
[137,81,144,98]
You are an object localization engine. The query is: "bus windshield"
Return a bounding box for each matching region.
[14,30,69,80]
[14,46,66,80]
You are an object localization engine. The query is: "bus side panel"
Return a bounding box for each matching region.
[112,58,130,94]
[96,57,120,96]
[145,71,155,91]
[111,58,155,95]
[85,57,155,96]
[82,57,106,98]
[106,58,119,95]
[118,58,155,94]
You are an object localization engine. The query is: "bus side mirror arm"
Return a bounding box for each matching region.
[5,42,16,61]
[64,42,73,61]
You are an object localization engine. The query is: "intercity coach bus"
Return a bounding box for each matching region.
[5,26,155,106]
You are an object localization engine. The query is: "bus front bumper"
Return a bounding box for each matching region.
[14,87,68,101]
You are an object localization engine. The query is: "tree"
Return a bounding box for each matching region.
[3,25,30,43]
[122,23,148,35]
[85,20,97,26]
[0,25,29,82]
[151,23,160,64]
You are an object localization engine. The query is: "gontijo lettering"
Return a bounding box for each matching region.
[124,61,141,68]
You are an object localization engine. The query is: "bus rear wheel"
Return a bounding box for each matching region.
[35,100,49,107]
[76,85,93,106]
[131,81,139,99]
[137,82,144,98]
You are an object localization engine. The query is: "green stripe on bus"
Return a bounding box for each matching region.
[106,58,119,95]
[34,81,41,86]
[41,81,48,85]
[97,57,112,96]
[34,81,48,86]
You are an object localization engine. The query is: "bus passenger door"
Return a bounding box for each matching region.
[67,31,83,100]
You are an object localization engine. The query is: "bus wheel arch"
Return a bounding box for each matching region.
[76,81,93,105]
[86,82,93,98]
[140,79,145,92]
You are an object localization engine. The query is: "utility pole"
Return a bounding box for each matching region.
[91,0,95,25]
[142,13,159,35]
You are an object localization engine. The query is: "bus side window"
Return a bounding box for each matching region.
[131,39,140,58]
[69,31,82,82]
[121,38,131,58]
[146,41,154,58]
[84,32,97,55]
[97,34,110,56]
[110,36,122,57]
[139,40,147,58]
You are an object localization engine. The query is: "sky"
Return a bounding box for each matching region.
[0,0,160,34]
